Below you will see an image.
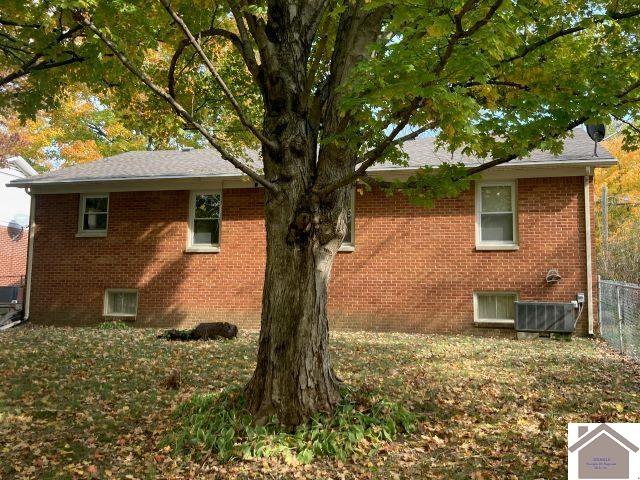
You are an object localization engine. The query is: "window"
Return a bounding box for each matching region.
[476,181,517,249]
[474,292,518,324]
[104,289,138,317]
[78,194,109,236]
[187,191,221,252]
[339,189,355,252]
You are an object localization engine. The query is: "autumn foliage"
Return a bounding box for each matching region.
[0,89,149,171]
[596,137,640,283]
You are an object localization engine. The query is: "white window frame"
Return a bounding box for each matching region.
[186,190,222,253]
[475,180,518,250]
[473,291,519,324]
[103,288,139,317]
[338,189,356,252]
[77,193,109,237]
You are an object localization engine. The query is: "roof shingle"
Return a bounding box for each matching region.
[10,128,615,187]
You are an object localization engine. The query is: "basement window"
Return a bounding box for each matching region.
[78,194,109,237]
[339,189,355,252]
[104,289,138,317]
[474,292,518,324]
[475,181,518,250]
[187,191,221,252]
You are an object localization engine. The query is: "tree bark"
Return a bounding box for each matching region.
[244,105,350,426]
[244,188,344,426]
[243,0,385,426]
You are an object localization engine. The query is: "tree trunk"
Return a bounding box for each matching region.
[243,107,351,426]
[244,197,343,425]
[243,0,376,426]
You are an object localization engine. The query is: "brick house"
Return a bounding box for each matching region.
[8,129,615,334]
[1,156,37,288]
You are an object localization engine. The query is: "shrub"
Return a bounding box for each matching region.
[164,387,417,464]
[598,218,640,284]
[96,320,130,330]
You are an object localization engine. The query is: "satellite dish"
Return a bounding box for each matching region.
[586,124,606,142]
[7,223,23,241]
[586,124,606,157]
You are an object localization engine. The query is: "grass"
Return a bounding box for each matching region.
[0,327,639,479]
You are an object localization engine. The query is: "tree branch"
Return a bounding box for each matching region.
[321,3,390,122]
[315,104,435,196]
[237,1,270,53]
[226,1,252,46]
[225,3,262,82]
[76,12,279,193]
[618,79,640,99]
[167,27,258,97]
[0,23,85,88]
[0,17,42,29]
[0,41,31,60]
[0,52,85,87]
[452,79,530,90]
[159,0,277,150]
[392,125,432,144]
[434,0,503,76]
[612,115,640,136]
[359,119,588,192]
[318,69,640,197]
[464,120,589,176]
[303,13,331,101]
[503,8,640,64]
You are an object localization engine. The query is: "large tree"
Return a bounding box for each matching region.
[2,0,640,426]
[1,89,144,170]
[0,87,205,170]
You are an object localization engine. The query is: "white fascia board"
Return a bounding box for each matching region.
[22,175,253,194]
[7,156,37,177]
[9,171,247,188]
[365,158,616,173]
[369,163,613,182]
[12,158,617,193]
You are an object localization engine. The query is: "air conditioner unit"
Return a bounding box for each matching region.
[514,301,576,333]
[0,286,20,305]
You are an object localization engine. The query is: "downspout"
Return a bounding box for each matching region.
[584,172,594,335]
[24,191,35,321]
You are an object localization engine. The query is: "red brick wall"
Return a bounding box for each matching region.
[331,176,594,334]
[29,176,595,334]
[0,224,28,286]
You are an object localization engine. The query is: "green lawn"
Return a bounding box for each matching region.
[1,327,639,479]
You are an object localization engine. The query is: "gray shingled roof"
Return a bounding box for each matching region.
[10,128,615,187]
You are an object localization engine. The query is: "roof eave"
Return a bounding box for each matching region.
[369,157,616,171]
[8,171,248,189]
[8,157,617,189]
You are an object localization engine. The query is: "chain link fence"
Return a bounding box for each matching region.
[599,278,640,360]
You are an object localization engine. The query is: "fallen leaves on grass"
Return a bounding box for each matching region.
[0,327,639,479]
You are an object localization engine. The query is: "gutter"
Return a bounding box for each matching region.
[24,192,35,321]
[584,172,594,335]
[7,158,618,189]
[8,170,247,188]
[7,156,38,177]
[366,158,617,173]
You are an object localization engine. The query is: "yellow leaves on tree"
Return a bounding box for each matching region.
[59,140,103,165]
[597,137,640,229]
[0,88,148,171]
[596,135,640,283]
[598,137,640,204]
